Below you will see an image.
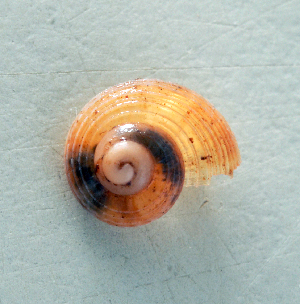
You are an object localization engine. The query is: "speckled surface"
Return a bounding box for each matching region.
[1,1,300,303]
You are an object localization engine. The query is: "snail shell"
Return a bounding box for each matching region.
[65,79,241,227]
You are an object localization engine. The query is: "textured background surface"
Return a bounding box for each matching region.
[1,1,300,303]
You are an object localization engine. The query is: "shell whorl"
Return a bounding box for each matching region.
[65,79,241,227]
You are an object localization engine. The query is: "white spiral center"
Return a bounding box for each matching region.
[102,142,136,185]
[94,139,154,195]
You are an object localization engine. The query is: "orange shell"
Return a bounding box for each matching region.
[65,79,241,227]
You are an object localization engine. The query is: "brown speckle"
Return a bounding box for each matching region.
[189,137,194,144]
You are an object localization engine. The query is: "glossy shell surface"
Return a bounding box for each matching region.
[65,79,241,227]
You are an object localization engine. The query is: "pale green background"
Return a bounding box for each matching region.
[1,1,300,303]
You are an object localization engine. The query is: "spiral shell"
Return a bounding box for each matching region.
[65,79,241,227]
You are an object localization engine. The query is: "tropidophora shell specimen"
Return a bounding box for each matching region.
[65,79,241,227]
